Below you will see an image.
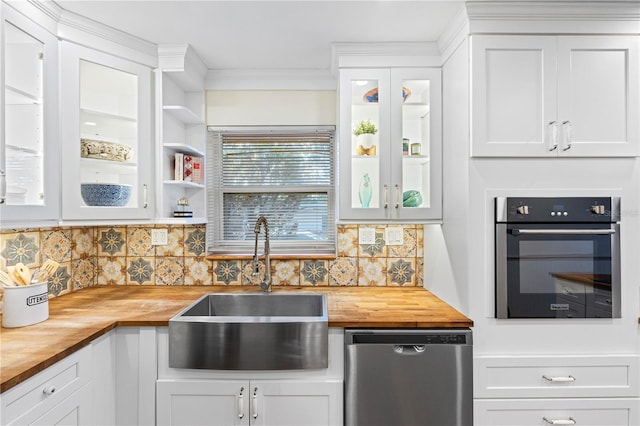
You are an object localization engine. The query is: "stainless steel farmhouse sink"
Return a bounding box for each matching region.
[168,293,328,370]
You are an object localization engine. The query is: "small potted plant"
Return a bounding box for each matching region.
[353,119,378,154]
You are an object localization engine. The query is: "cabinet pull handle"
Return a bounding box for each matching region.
[42,386,56,396]
[543,375,576,383]
[547,121,558,151]
[143,184,148,208]
[394,184,401,209]
[561,120,573,151]
[0,169,5,204]
[252,387,258,419]
[237,387,244,419]
[543,417,576,425]
[383,185,389,209]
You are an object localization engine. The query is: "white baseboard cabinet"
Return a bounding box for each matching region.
[474,354,640,426]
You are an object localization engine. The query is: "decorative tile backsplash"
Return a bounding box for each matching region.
[0,224,424,302]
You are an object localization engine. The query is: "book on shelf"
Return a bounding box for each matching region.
[172,211,193,218]
[174,153,184,181]
[184,155,203,184]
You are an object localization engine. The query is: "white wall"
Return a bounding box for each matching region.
[206,90,336,126]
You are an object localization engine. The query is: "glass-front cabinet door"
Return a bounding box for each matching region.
[1,5,59,224]
[60,41,152,220]
[339,67,441,221]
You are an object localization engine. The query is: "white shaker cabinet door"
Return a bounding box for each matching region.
[471,35,558,157]
[556,36,640,157]
[250,380,343,426]
[156,380,250,426]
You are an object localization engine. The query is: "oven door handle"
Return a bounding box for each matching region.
[512,228,615,236]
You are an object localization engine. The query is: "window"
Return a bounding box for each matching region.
[207,126,335,255]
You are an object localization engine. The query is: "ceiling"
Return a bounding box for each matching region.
[54,1,465,73]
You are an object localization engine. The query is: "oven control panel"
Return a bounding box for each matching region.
[495,197,620,223]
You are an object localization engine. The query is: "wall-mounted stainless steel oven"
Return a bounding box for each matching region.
[495,197,621,319]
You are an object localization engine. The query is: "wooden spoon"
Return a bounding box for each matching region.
[39,259,60,281]
[14,263,32,286]
[0,269,16,287]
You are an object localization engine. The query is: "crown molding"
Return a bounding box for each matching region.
[17,0,158,67]
[438,4,470,64]
[158,44,208,91]
[466,1,640,34]
[332,42,442,70]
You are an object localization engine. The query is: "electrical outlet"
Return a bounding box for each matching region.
[385,226,404,245]
[358,228,376,245]
[151,229,168,245]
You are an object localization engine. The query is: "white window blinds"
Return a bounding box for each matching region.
[207,126,336,255]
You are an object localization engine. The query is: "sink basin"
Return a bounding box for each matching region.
[168,293,328,370]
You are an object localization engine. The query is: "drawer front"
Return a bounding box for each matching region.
[474,398,640,426]
[475,355,640,398]
[1,346,91,425]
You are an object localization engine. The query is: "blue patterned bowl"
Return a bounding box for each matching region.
[81,183,132,206]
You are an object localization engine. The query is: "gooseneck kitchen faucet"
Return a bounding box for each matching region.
[253,216,272,292]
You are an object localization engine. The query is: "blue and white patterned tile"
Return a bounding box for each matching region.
[155,257,184,286]
[97,257,126,285]
[0,232,39,267]
[357,257,386,286]
[300,260,328,286]
[416,257,424,287]
[72,258,97,290]
[155,225,184,257]
[126,257,155,285]
[337,225,358,257]
[41,229,72,263]
[241,260,266,286]
[97,227,126,257]
[184,257,212,286]
[329,257,357,286]
[387,226,417,258]
[127,227,153,257]
[48,263,72,297]
[72,227,96,260]
[271,260,299,286]
[213,260,242,285]
[185,226,206,256]
[357,228,386,258]
[387,258,416,286]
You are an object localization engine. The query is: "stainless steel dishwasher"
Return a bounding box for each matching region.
[345,328,473,426]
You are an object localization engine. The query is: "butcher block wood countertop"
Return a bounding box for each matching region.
[0,285,472,393]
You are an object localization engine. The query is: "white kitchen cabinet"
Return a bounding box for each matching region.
[60,41,153,220]
[0,3,59,225]
[474,355,640,426]
[338,67,442,221]
[0,345,92,425]
[471,35,640,157]
[475,398,639,426]
[156,327,344,426]
[156,45,207,224]
[156,379,342,426]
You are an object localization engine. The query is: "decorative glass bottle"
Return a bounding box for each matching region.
[359,173,372,208]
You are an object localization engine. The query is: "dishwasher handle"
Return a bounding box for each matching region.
[393,345,426,354]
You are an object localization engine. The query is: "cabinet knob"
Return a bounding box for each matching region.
[42,385,56,396]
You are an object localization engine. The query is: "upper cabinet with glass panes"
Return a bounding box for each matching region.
[60,41,152,220]
[1,4,60,225]
[338,67,442,221]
